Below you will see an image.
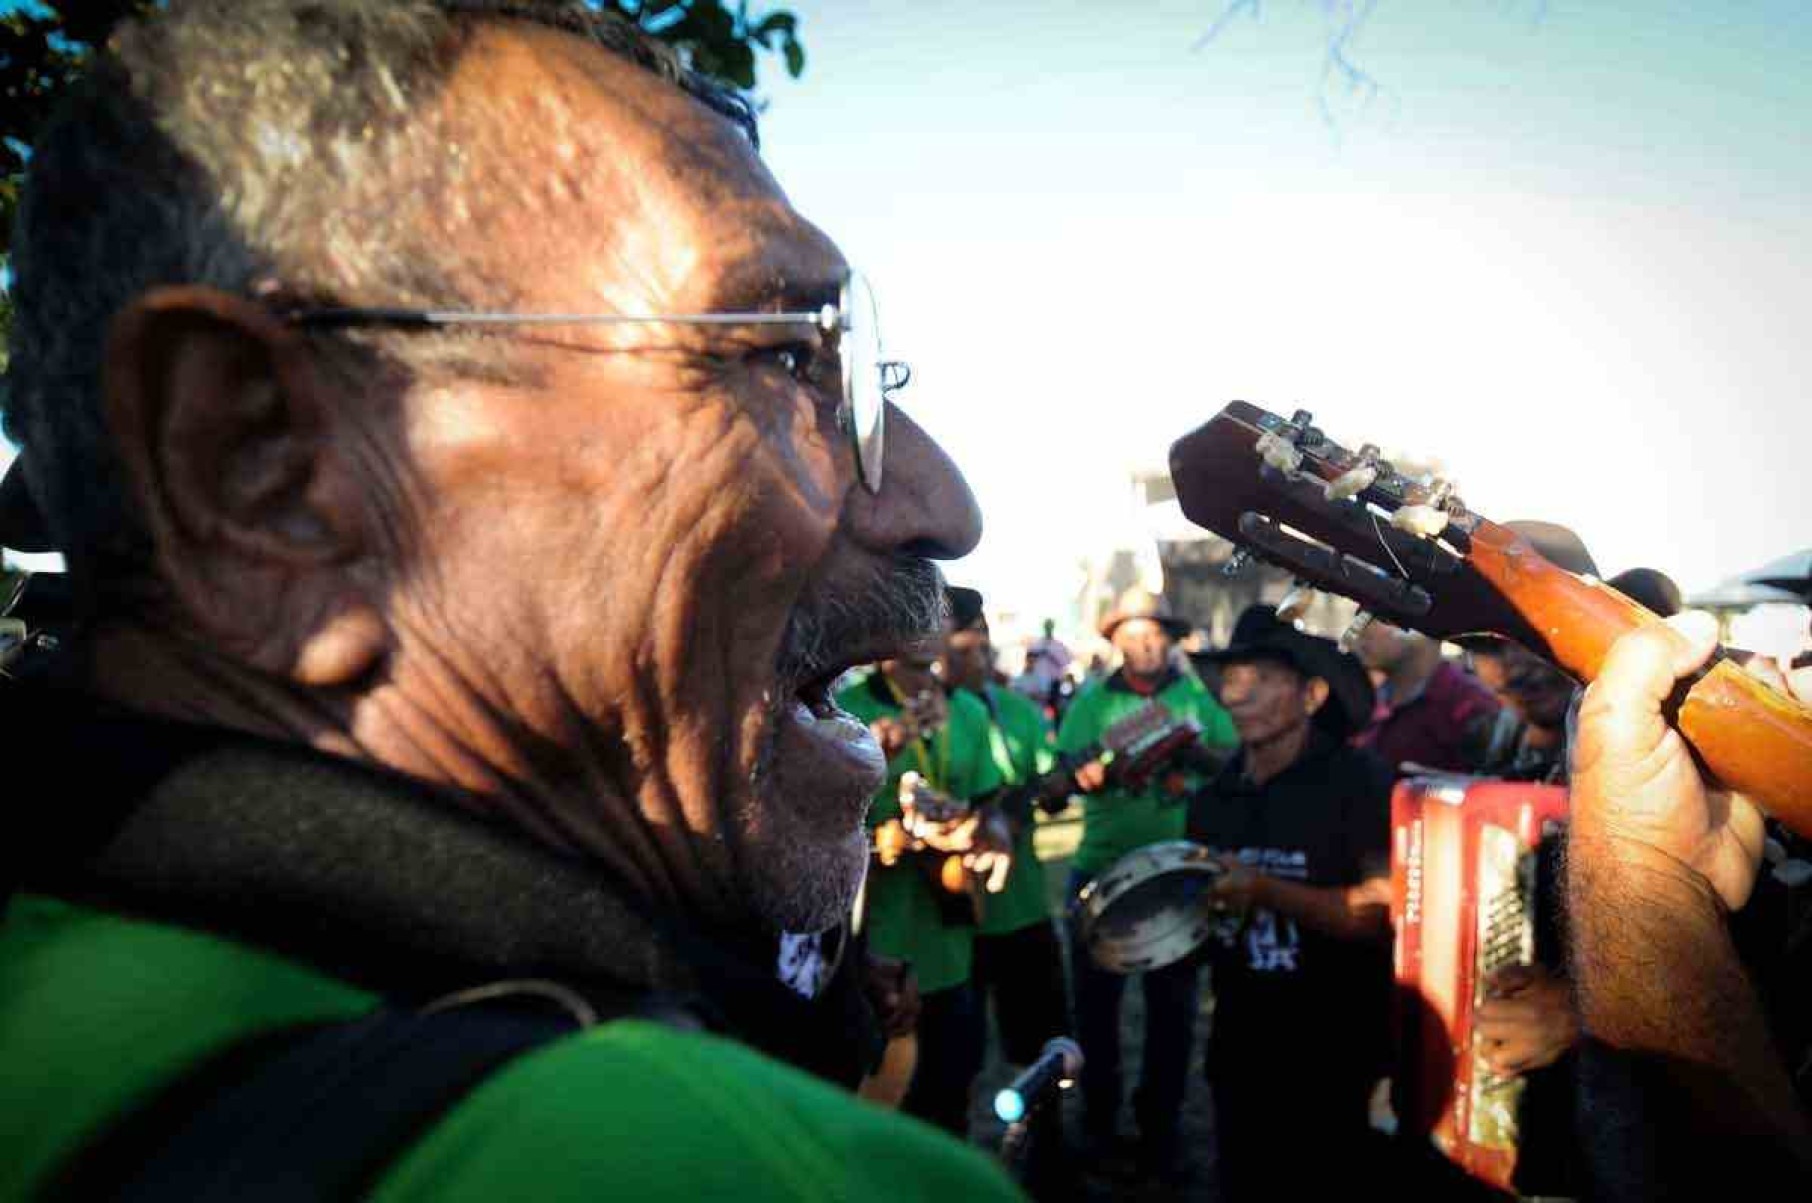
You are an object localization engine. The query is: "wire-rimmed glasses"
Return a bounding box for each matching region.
[285,268,907,492]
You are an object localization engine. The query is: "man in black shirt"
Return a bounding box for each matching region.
[1188,605,1393,1202]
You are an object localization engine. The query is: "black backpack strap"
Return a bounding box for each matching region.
[50,986,692,1201]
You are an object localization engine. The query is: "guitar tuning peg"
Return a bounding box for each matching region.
[1256,430,1304,474]
[1325,461,1379,502]
[1391,504,1451,540]
[1222,548,1255,578]
[1339,610,1374,653]
[1274,582,1314,625]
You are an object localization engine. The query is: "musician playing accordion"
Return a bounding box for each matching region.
[1185,604,1394,1202]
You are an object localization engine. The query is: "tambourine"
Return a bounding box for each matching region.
[1075,840,1236,974]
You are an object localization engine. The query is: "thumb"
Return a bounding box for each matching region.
[1488,963,1537,995]
[1576,612,1718,764]
[1600,611,1719,703]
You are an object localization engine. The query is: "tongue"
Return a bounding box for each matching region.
[783,695,886,787]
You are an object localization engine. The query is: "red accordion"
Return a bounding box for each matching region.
[1389,774,1569,1191]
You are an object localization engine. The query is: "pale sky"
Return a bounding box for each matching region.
[756,0,1812,638]
[5,1,1809,651]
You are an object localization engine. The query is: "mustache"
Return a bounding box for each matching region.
[776,555,948,688]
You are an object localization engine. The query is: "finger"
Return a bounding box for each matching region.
[1475,994,1516,1020]
[1474,1010,1530,1037]
[1573,612,1718,783]
[1739,652,1789,694]
[1707,787,1770,904]
[1489,1051,1532,1078]
[1593,612,1719,714]
[1479,1043,1522,1076]
[1486,963,1536,995]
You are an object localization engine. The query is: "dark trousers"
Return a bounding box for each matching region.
[1067,870,1200,1159]
[1208,1058,1372,1202]
[973,919,1070,1065]
[903,980,985,1139]
[975,921,1073,1197]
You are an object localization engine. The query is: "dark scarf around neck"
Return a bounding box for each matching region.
[3,681,880,1088]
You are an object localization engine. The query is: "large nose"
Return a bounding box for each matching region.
[843,402,982,560]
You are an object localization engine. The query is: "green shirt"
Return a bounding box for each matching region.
[972,684,1057,936]
[1056,668,1237,877]
[837,673,1003,994]
[0,896,1021,1201]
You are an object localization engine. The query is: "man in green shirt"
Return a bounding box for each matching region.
[1058,588,1236,1181]
[940,588,1069,1065]
[838,649,1007,1137]
[0,2,1018,1197]
[941,586,1075,1191]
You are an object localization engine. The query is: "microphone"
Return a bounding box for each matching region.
[993,1036,1083,1124]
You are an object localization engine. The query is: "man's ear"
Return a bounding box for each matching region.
[104,286,388,687]
[1304,676,1331,717]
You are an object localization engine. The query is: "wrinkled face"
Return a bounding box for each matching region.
[1114,618,1172,679]
[1216,657,1317,748]
[941,627,992,693]
[377,29,978,933]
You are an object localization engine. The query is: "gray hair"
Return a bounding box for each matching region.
[3,0,756,614]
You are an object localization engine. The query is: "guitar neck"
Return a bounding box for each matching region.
[1469,521,1812,838]
[1165,402,1812,840]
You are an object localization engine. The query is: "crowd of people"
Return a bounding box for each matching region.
[843,560,1811,1199]
[1,2,1809,1200]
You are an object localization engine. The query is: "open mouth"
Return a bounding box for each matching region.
[768,651,892,806]
[794,670,842,720]
[785,630,924,720]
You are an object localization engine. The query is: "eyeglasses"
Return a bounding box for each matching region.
[284,268,907,493]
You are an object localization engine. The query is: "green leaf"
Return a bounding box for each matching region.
[754,12,797,38]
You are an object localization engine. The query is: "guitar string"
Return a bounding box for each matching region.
[1370,508,1413,584]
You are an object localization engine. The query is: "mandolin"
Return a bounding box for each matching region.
[1168,400,1812,837]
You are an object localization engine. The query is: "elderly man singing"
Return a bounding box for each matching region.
[0,2,1017,1198]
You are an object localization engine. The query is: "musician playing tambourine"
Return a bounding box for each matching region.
[836,647,1007,1139]
[1057,587,1237,1180]
[1183,604,1395,1203]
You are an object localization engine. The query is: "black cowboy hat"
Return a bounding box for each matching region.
[1607,567,1683,618]
[1194,604,1375,738]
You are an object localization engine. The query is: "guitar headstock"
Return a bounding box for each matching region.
[1168,401,1561,660]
